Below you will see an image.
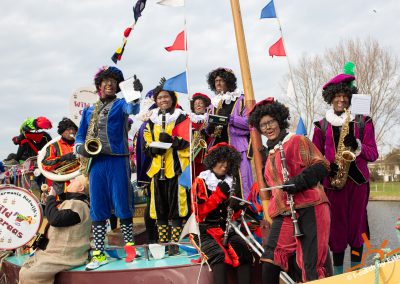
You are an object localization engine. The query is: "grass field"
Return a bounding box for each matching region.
[370,182,400,198]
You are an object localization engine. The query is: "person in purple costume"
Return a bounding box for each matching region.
[312,63,378,275]
[206,68,253,199]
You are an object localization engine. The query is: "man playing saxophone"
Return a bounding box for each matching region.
[75,66,142,270]
[312,62,378,275]
[42,117,78,199]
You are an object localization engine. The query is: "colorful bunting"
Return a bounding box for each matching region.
[268,37,286,57]
[133,0,147,22]
[165,31,186,52]
[163,71,188,94]
[296,117,307,136]
[260,0,276,19]
[157,0,185,7]
[111,0,148,64]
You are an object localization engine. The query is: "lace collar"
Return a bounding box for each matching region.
[325,108,354,127]
[211,89,242,108]
[149,108,185,125]
[198,170,233,192]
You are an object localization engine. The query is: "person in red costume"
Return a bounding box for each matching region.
[191,143,252,284]
[248,98,331,283]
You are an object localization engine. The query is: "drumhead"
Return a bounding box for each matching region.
[0,185,43,250]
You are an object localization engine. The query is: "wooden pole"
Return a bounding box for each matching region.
[229,0,271,223]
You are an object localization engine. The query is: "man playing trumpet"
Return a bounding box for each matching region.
[42,117,78,199]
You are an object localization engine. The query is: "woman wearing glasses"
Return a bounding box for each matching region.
[248,98,331,283]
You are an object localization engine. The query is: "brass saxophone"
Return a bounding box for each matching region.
[80,101,102,176]
[330,108,356,189]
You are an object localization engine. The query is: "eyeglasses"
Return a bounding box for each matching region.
[259,119,277,130]
[102,78,118,85]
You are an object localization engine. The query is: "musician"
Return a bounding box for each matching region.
[312,65,378,274]
[248,98,330,283]
[143,86,189,256]
[75,66,141,270]
[12,117,52,162]
[190,92,211,177]
[191,142,252,284]
[42,117,78,197]
[19,175,90,284]
[206,68,253,199]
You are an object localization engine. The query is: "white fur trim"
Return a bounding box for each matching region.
[211,89,242,107]
[198,170,233,192]
[325,109,355,127]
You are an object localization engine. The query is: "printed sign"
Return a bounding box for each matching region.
[69,86,98,125]
[0,186,42,250]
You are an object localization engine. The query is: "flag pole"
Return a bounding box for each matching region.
[229,0,272,223]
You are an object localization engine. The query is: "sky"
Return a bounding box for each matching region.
[1,0,399,159]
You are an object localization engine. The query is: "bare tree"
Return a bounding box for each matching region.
[283,55,327,135]
[283,38,400,146]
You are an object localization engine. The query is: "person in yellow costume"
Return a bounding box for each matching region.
[143,85,189,255]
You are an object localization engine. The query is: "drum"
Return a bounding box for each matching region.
[0,185,43,250]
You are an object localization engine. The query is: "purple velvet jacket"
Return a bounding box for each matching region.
[312,116,378,189]
[209,94,253,198]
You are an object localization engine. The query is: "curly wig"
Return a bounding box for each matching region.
[248,100,290,132]
[322,82,358,105]
[94,66,124,93]
[57,117,78,135]
[207,68,237,93]
[152,85,178,108]
[203,145,242,176]
[190,93,211,113]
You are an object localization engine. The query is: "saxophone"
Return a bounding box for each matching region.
[330,108,356,189]
[80,101,102,176]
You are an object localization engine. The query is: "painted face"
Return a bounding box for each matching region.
[214,76,228,94]
[332,92,350,114]
[212,161,229,177]
[61,127,77,141]
[193,98,206,115]
[99,77,117,99]
[156,91,173,110]
[259,115,281,141]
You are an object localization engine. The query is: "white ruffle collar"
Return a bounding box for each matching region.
[198,170,233,192]
[190,113,208,123]
[149,108,186,125]
[325,109,354,127]
[211,89,242,108]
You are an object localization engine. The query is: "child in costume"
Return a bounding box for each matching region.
[191,142,252,284]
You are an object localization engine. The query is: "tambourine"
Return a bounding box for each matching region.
[0,185,43,250]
